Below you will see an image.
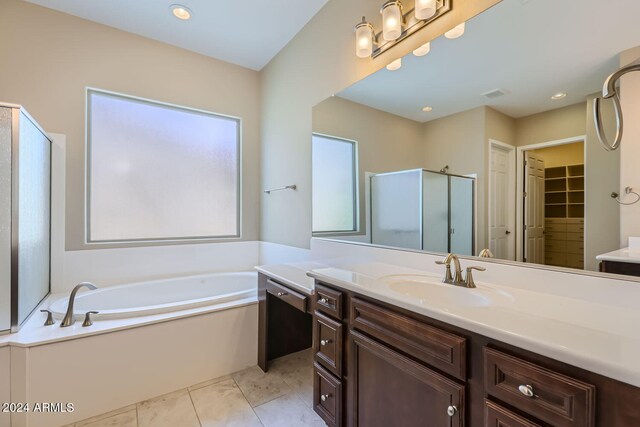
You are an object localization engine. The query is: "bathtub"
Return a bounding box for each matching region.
[48,271,257,320]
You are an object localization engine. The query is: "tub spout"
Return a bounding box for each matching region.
[60,282,98,327]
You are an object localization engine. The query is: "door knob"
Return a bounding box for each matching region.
[506,230,511,235]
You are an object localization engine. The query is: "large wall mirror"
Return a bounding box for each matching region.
[312,0,640,276]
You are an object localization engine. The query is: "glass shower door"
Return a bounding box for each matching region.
[0,107,11,333]
[371,170,422,250]
[422,171,449,253]
[450,176,474,256]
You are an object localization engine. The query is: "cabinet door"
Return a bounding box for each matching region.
[349,331,464,427]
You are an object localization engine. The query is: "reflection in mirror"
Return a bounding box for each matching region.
[312,0,640,275]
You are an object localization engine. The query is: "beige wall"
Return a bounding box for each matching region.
[0,0,261,250]
[260,0,503,248]
[313,97,424,236]
[515,103,587,147]
[532,142,584,168]
[585,94,620,270]
[619,47,640,246]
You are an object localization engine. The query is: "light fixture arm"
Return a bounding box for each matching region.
[594,63,640,151]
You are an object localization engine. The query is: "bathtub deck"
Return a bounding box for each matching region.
[62,348,325,427]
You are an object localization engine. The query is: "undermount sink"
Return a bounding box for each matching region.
[377,274,507,307]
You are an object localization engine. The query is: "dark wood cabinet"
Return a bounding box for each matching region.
[349,331,464,427]
[484,400,541,427]
[311,279,640,427]
[599,260,640,277]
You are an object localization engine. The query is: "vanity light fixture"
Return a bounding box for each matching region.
[415,0,437,20]
[170,4,192,20]
[551,92,567,100]
[444,21,465,39]
[381,1,404,41]
[355,17,375,58]
[355,0,451,59]
[386,58,402,71]
[413,42,431,57]
[422,106,433,112]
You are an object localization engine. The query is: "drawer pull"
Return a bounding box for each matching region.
[518,384,535,397]
[320,393,331,402]
[319,297,331,305]
[277,292,288,297]
[447,405,457,417]
[320,339,332,346]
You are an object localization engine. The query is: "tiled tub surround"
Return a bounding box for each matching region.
[60,349,322,427]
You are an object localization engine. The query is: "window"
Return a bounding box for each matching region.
[312,134,357,233]
[87,89,240,243]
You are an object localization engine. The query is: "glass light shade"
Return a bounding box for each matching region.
[415,0,437,20]
[444,22,465,39]
[386,58,402,71]
[170,4,192,20]
[413,42,431,57]
[355,22,374,58]
[381,2,403,41]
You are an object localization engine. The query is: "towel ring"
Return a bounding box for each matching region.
[594,63,640,151]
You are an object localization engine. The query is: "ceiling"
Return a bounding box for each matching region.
[339,0,640,122]
[24,0,328,70]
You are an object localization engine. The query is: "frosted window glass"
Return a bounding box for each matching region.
[88,91,240,242]
[312,135,357,233]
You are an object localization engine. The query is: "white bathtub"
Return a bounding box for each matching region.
[49,271,257,320]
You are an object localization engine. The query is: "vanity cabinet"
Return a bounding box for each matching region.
[312,279,640,427]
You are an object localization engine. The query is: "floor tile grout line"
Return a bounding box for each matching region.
[232,376,267,426]
[186,389,204,427]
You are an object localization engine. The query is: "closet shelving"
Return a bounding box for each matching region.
[544,164,584,218]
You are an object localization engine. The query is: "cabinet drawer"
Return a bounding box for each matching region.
[545,240,566,252]
[566,223,584,233]
[484,348,595,427]
[313,362,342,427]
[566,254,584,269]
[566,232,583,242]
[544,222,567,233]
[350,297,466,380]
[314,311,343,376]
[566,241,584,255]
[544,251,566,267]
[485,400,541,427]
[315,284,343,319]
[544,231,566,241]
[266,279,307,312]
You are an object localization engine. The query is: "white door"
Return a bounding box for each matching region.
[489,145,515,259]
[524,152,545,264]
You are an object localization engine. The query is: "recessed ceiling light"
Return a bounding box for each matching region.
[170,4,192,20]
[551,92,567,100]
[422,106,433,112]
[386,58,402,71]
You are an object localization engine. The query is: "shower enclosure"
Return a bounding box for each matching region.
[371,169,475,255]
[0,104,52,334]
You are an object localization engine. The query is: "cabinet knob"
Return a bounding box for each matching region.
[277,292,288,297]
[319,297,329,304]
[320,339,332,346]
[446,405,457,417]
[518,384,535,397]
[320,394,331,402]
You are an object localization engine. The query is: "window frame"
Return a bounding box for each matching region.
[311,133,359,235]
[85,87,243,245]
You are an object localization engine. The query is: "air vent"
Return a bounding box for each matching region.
[482,88,510,99]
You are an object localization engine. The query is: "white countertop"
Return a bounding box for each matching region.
[307,264,640,388]
[254,262,323,295]
[596,247,640,264]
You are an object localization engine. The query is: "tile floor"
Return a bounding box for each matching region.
[63,348,324,427]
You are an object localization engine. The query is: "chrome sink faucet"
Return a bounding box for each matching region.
[61,282,97,327]
[436,253,464,285]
